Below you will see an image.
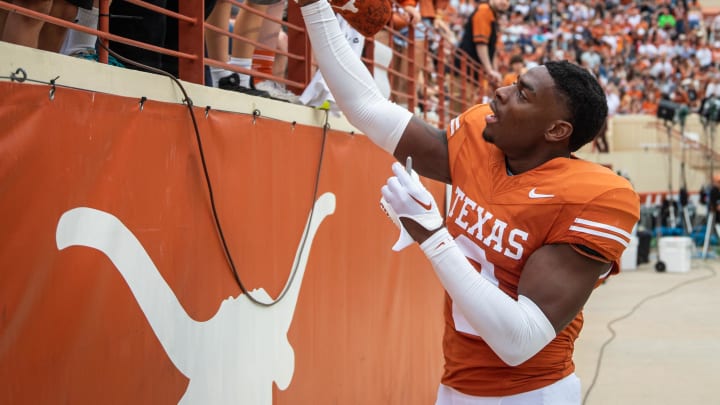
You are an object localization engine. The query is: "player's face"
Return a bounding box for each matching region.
[482,66,569,158]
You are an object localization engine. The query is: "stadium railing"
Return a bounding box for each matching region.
[0,0,490,128]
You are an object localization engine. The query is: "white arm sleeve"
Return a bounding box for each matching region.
[419,228,557,366]
[301,1,413,154]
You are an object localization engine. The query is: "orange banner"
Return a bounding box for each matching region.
[0,82,445,404]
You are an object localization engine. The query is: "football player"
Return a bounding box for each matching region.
[298,1,640,403]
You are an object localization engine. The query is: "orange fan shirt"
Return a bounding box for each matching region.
[471,3,495,45]
[442,104,640,396]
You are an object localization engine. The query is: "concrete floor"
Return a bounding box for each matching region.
[574,253,720,405]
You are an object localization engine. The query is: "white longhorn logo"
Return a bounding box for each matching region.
[55,193,336,404]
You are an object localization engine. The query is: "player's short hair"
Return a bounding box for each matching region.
[544,61,607,152]
[509,54,524,65]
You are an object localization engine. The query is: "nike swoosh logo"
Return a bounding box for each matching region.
[411,195,433,210]
[528,188,555,199]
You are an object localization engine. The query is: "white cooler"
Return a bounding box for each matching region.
[658,236,693,273]
[620,236,639,271]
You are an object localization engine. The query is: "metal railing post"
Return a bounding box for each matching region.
[437,37,446,128]
[178,0,205,84]
[98,0,110,64]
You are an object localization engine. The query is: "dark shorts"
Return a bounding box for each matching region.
[65,0,93,10]
[249,0,283,6]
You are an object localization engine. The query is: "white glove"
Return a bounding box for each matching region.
[380,162,444,251]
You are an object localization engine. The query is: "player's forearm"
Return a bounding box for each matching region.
[300,0,413,154]
[419,228,556,366]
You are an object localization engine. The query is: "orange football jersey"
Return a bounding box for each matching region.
[442,104,640,396]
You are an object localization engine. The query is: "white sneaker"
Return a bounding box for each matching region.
[254,80,301,104]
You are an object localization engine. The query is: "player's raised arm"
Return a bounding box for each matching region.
[298,0,450,183]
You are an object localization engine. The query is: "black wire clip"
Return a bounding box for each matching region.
[205,105,211,118]
[10,68,27,83]
[48,76,59,100]
[322,109,330,131]
[139,96,147,111]
[252,109,261,124]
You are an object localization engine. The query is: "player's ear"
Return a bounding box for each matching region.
[545,120,572,143]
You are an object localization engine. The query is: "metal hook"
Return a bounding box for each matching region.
[139,96,147,111]
[48,76,59,100]
[205,105,211,118]
[322,109,330,131]
[10,68,27,83]
[252,109,261,124]
[291,120,296,131]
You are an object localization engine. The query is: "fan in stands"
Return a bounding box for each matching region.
[329,0,392,37]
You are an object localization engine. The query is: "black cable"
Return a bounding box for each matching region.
[582,264,717,404]
[99,43,330,307]
[3,45,328,307]
[1,68,105,94]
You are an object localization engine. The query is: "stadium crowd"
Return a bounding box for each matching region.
[2,0,719,118]
[433,0,720,117]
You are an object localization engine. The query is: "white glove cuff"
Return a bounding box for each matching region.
[301,1,412,154]
[420,228,557,366]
